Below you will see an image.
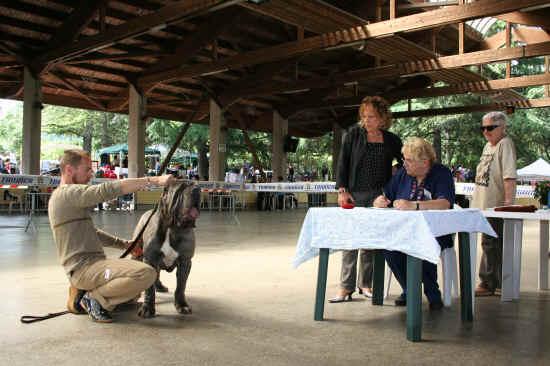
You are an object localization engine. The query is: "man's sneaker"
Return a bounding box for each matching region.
[67,285,86,314]
[80,292,113,323]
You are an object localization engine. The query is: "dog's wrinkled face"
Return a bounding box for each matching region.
[161,181,201,226]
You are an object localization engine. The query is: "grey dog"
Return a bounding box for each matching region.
[131,181,201,318]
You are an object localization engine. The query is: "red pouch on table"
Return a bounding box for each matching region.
[494,205,536,212]
[341,203,355,209]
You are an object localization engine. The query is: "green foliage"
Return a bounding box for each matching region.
[42,105,129,153]
[289,135,332,175]
[0,103,23,155]
[146,118,274,170]
[534,181,550,205]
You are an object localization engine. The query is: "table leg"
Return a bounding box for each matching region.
[458,232,473,322]
[512,220,523,300]
[314,248,329,321]
[406,255,422,342]
[501,219,522,301]
[372,250,385,306]
[539,221,549,290]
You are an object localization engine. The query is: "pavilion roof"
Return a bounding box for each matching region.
[1,0,550,137]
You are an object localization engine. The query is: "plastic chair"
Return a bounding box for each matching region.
[8,197,24,214]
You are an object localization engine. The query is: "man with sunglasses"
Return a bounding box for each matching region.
[472,111,517,296]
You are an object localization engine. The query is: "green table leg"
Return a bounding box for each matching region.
[406,255,422,342]
[372,250,385,305]
[458,232,473,322]
[314,248,329,321]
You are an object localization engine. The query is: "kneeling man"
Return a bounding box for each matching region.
[373,137,455,310]
[49,149,174,322]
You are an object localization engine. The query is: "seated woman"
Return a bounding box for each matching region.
[373,137,455,311]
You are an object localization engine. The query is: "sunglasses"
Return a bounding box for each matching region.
[480,125,500,132]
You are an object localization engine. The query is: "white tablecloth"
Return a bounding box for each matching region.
[293,207,496,268]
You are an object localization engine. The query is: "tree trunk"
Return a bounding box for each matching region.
[433,128,441,163]
[82,120,93,153]
[197,139,209,180]
[101,113,110,147]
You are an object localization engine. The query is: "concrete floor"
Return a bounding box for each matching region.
[1,209,549,366]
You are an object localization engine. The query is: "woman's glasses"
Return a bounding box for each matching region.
[480,125,500,132]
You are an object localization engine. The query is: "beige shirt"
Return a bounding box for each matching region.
[48,181,128,275]
[472,136,517,210]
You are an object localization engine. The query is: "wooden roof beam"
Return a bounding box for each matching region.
[32,0,240,71]
[227,41,550,97]
[44,0,108,52]
[48,68,107,110]
[137,0,550,87]
[141,7,243,91]
[392,97,550,118]
[480,26,550,50]
[399,1,459,10]
[65,50,169,64]
[495,9,550,28]
[108,7,242,112]
[268,72,550,117]
[238,0,367,34]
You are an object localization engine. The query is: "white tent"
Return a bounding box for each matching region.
[517,158,550,181]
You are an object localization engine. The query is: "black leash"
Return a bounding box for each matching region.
[120,204,158,259]
[21,310,70,324]
[20,203,159,324]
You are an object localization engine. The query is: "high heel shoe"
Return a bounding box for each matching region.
[328,293,353,303]
[358,287,373,298]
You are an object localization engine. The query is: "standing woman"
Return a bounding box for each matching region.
[329,96,403,303]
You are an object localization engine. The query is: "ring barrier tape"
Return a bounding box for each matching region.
[0,174,536,198]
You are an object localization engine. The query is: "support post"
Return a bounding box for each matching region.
[22,67,42,175]
[128,84,146,178]
[272,110,288,181]
[208,99,227,181]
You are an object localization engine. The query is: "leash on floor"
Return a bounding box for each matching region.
[20,204,159,324]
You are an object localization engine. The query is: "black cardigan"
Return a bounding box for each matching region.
[336,126,403,192]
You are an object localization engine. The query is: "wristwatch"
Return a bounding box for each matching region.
[416,201,420,210]
[146,177,152,186]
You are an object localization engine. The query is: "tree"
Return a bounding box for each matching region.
[0,103,23,156]
[42,105,129,153]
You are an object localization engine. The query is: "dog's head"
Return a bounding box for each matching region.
[160,180,201,227]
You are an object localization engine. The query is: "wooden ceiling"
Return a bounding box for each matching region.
[1,0,550,137]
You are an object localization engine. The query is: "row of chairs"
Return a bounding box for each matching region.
[200,189,244,212]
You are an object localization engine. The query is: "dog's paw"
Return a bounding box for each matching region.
[175,302,192,314]
[137,303,156,318]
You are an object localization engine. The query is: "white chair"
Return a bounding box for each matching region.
[6,193,23,214]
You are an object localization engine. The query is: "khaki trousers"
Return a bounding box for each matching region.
[479,217,503,291]
[70,259,156,311]
[339,190,378,291]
